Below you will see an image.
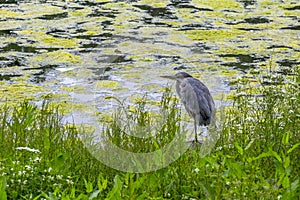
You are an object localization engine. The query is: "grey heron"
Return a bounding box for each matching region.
[161,72,215,142]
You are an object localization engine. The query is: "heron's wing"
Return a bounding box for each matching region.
[179,78,214,125]
[189,78,215,112]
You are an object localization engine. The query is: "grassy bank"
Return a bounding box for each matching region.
[0,67,299,199]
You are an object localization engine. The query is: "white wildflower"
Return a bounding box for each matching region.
[34,157,41,163]
[18,171,24,176]
[56,175,63,180]
[194,168,200,173]
[66,179,74,185]
[47,176,54,181]
[12,161,19,165]
[25,165,32,170]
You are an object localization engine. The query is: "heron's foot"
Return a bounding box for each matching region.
[187,139,204,147]
[193,139,204,144]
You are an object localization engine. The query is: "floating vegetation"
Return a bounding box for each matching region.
[0,0,298,107]
[185,29,247,42]
[193,0,243,11]
[95,80,119,89]
[31,50,81,66]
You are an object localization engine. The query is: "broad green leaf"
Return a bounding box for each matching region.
[235,142,243,155]
[84,179,94,193]
[287,142,300,154]
[282,176,290,189]
[291,179,299,191]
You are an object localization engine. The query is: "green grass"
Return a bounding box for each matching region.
[0,67,299,199]
[102,89,181,153]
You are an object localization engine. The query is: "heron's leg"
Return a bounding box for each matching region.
[201,126,208,137]
[194,120,198,142]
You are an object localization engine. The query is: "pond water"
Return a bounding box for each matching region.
[0,0,299,122]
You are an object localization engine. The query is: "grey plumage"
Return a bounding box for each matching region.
[161,72,215,142]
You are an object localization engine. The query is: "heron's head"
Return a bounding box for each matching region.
[161,72,192,81]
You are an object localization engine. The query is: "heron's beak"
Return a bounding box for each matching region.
[160,75,176,80]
